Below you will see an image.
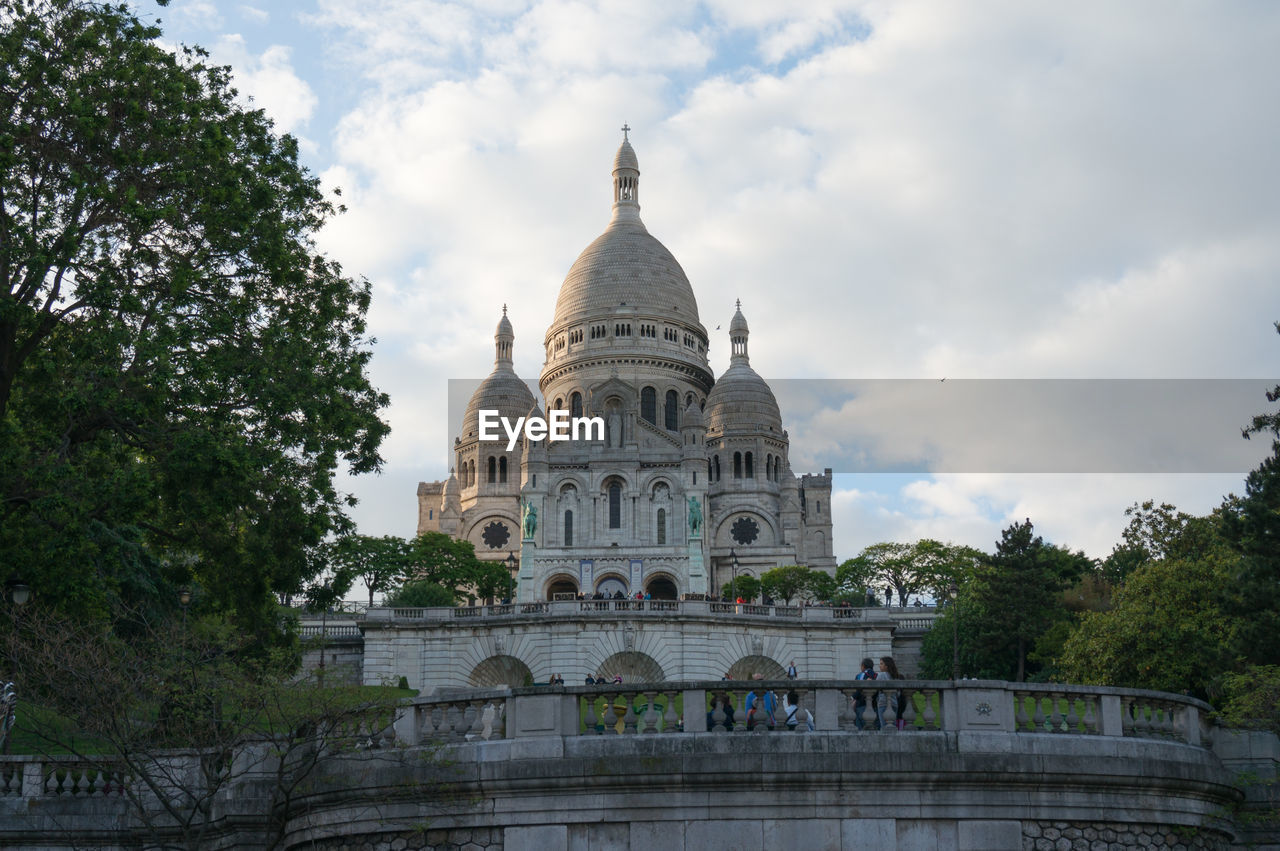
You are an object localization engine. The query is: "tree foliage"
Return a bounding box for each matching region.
[0,0,389,634]
[1056,552,1237,698]
[839,540,984,606]
[759,565,810,605]
[326,535,411,607]
[968,520,1078,682]
[720,574,760,603]
[385,579,455,608]
[2,605,414,848]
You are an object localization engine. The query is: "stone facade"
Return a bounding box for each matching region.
[417,135,835,602]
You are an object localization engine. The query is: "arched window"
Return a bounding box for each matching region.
[714,455,721,482]
[816,500,821,515]
[608,481,622,529]
[554,397,563,411]
[487,456,496,483]
[664,390,678,430]
[564,510,574,547]
[499,456,508,483]
[686,392,694,407]
[745,452,753,479]
[641,387,656,424]
[733,452,742,479]
[470,459,476,486]
[571,392,583,419]
[766,455,772,482]
[656,508,666,545]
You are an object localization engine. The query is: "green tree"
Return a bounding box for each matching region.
[2,605,418,849]
[0,1,389,634]
[970,520,1063,682]
[835,556,877,603]
[760,565,810,605]
[1221,330,1280,665]
[385,580,455,608]
[1056,552,1237,697]
[841,543,913,605]
[406,532,486,598]
[327,535,411,607]
[804,569,837,603]
[720,574,760,603]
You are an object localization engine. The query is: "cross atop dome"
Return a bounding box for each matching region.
[621,123,631,141]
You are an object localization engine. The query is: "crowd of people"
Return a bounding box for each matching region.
[704,655,903,731]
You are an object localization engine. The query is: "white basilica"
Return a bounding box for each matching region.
[416,133,836,601]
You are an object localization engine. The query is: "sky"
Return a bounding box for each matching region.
[147,0,1280,570]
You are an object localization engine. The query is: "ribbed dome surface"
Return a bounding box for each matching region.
[550,219,700,328]
[705,361,783,434]
[462,369,536,440]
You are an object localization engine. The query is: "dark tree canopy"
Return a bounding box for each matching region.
[0,0,389,633]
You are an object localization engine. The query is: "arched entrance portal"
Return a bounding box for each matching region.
[468,655,533,688]
[645,576,678,600]
[546,576,578,599]
[727,655,786,681]
[596,651,665,684]
[596,575,628,598]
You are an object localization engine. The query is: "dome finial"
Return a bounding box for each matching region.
[621,122,631,142]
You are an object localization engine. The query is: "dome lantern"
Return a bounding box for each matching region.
[730,299,750,363]
[495,304,514,367]
[612,124,640,223]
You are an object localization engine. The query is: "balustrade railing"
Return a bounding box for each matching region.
[389,680,1213,749]
[361,600,929,626]
[300,624,362,637]
[0,682,1222,804]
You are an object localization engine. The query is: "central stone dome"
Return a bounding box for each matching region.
[548,136,701,332]
[551,221,700,328]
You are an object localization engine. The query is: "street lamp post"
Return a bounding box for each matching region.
[505,552,517,603]
[178,587,191,628]
[949,580,960,681]
[729,548,740,604]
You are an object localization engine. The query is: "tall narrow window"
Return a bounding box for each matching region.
[714,456,721,482]
[470,459,476,485]
[641,387,656,424]
[664,390,678,430]
[733,452,742,479]
[499,456,508,483]
[656,508,666,544]
[487,456,496,483]
[564,510,574,546]
[608,481,622,529]
[816,500,821,515]
[571,392,583,419]
[745,452,753,479]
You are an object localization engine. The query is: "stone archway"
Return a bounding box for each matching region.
[727,655,786,681]
[595,651,665,684]
[546,575,578,599]
[644,575,678,600]
[468,655,533,688]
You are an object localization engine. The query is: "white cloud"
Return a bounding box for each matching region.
[211,36,318,136]
[238,5,269,23]
[164,0,223,30]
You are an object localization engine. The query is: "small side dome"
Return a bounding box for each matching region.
[442,469,459,497]
[705,301,782,434]
[704,362,783,435]
[462,307,536,440]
